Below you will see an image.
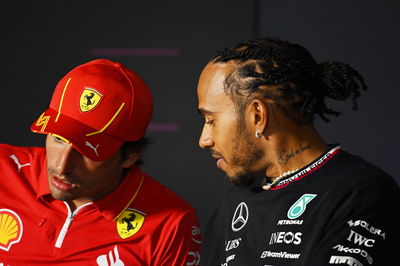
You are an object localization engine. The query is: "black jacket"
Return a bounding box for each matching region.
[201,146,400,266]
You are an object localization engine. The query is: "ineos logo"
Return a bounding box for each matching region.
[231,202,249,232]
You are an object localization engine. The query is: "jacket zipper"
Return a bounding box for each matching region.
[55,201,93,248]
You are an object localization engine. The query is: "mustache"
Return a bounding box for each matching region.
[47,167,78,183]
[211,149,224,160]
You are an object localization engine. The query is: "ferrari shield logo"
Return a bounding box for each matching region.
[79,88,103,112]
[116,210,145,239]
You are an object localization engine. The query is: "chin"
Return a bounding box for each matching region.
[226,171,258,188]
[50,188,76,202]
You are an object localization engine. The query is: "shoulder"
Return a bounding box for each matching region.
[315,151,399,225]
[0,143,44,156]
[304,151,399,223]
[0,144,46,191]
[138,173,197,217]
[0,144,45,168]
[0,143,30,154]
[134,173,201,246]
[320,151,398,196]
[312,153,400,264]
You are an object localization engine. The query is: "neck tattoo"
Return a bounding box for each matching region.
[278,144,310,165]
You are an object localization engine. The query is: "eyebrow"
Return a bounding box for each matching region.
[197,108,218,116]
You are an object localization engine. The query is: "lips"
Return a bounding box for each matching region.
[216,158,224,168]
[51,175,77,192]
[211,150,225,168]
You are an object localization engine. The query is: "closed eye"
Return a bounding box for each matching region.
[55,137,64,142]
[205,119,215,126]
[52,134,70,144]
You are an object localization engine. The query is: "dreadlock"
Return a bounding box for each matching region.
[212,37,367,123]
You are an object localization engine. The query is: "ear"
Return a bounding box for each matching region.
[121,152,140,168]
[246,98,268,136]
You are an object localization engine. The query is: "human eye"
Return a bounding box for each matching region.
[53,135,69,144]
[205,119,215,126]
[54,136,63,143]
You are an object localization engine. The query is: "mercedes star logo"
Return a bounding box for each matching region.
[231,202,249,232]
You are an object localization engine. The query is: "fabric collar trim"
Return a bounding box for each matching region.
[262,145,342,190]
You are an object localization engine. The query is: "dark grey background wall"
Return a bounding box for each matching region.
[1,1,398,228]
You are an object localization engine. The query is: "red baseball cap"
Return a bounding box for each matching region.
[31,59,153,161]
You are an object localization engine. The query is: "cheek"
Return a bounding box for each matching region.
[45,147,59,168]
[81,158,121,181]
[214,117,238,155]
[218,115,238,141]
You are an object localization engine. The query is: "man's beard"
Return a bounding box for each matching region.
[227,125,264,188]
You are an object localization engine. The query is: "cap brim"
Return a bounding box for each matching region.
[31,108,124,162]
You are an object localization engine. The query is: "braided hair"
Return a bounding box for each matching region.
[212,37,367,123]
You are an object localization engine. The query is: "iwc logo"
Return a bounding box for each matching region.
[231,202,249,232]
[116,209,145,239]
[287,194,316,219]
[0,209,23,251]
[80,87,103,112]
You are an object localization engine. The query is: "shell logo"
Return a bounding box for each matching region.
[0,209,23,251]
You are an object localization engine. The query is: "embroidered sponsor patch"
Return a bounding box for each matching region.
[0,209,23,251]
[80,87,103,112]
[9,154,31,172]
[116,210,145,239]
[231,202,249,232]
[96,246,125,265]
[287,194,317,219]
[35,112,51,132]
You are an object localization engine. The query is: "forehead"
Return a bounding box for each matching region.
[197,62,236,112]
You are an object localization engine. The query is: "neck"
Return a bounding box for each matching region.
[67,200,79,213]
[264,124,328,181]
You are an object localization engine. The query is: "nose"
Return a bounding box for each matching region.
[199,126,214,149]
[55,144,76,175]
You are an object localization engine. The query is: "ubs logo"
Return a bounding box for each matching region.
[225,238,242,251]
[231,202,249,232]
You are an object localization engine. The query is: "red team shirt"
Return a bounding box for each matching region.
[0,144,201,265]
